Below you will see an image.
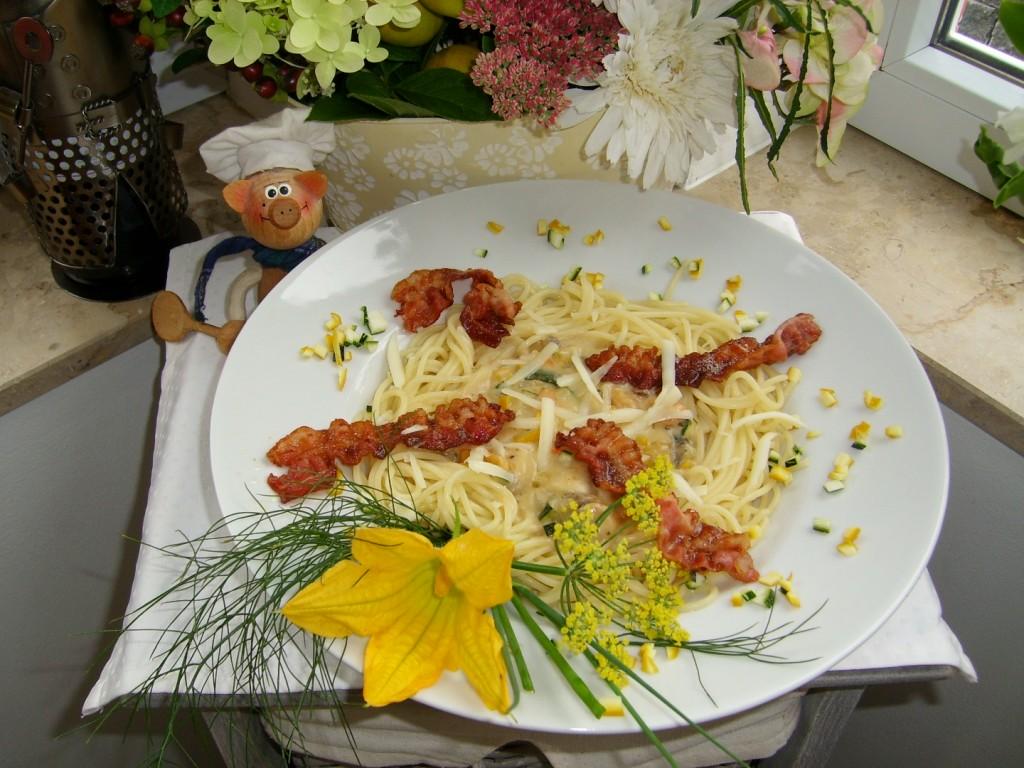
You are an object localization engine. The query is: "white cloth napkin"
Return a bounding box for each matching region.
[83,215,975,766]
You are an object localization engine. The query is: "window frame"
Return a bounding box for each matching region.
[850,0,1024,215]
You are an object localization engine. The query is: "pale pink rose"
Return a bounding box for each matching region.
[738,27,781,91]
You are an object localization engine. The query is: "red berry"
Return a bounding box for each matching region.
[134,33,155,53]
[281,67,301,94]
[241,61,264,83]
[255,76,277,99]
[166,6,186,27]
[109,10,135,26]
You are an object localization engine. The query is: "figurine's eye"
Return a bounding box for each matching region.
[265,187,278,199]
[278,183,291,196]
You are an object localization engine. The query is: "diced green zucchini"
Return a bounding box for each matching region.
[851,440,867,450]
[823,479,845,494]
[525,370,559,386]
[669,255,683,269]
[548,228,566,249]
[365,309,388,334]
[474,248,488,259]
[812,517,832,533]
[641,263,652,274]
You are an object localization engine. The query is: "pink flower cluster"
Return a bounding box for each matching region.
[461,0,622,126]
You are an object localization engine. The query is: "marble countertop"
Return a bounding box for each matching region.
[2,94,1021,454]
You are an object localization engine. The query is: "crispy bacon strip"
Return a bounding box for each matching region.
[267,396,515,502]
[391,267,520,347]
[586,313,822,391]
[657,497,759,583]
[553,418,645,495]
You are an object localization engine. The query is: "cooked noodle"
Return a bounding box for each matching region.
[353,274,801,599]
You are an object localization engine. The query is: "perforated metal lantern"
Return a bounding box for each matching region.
[0,0,195,300]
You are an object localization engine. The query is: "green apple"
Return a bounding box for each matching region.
[378,3,444,47]
[421,0,465,18]
[424,43,480,73]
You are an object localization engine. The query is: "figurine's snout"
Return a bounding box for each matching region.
[269,197,301,229]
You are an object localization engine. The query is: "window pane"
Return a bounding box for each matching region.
[935,0,1024,83]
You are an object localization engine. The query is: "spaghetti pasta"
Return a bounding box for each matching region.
[353,273,806,599]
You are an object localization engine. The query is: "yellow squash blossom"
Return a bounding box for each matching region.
[282,527,514,712]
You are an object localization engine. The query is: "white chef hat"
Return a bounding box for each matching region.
[199,106,336,183]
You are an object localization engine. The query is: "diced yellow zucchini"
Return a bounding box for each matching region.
[640,643,659,674]
[863,390,884,410]
[486,220,504,234]
[657,216,672,231]
[885,425,903,439]
[819,388,838,407]
[600,697,625,717]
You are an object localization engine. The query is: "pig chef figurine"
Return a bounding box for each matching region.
[150,107,335,355]
[193,106,335,324]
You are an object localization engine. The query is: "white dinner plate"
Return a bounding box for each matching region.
[210,180,947,734]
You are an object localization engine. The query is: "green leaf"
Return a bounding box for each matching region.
[346,70,438,118]
[993,167,1024,207]
[725,0,761,21]
[731,39,751,214]
[975,126,1012,183]
[381,43,423,62]
[378,59,420,86]
[393,68,496,122]
[819,0,837,162]
[151,0,181,18]
[481,34,496,53]
[307,92,387,122]
[1000,0,1024,54]
[769,0,807,32]
[171,46,208,74]
[749,87,780,147]
[767,0,814,169]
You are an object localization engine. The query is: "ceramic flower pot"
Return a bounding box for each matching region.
[321,113,767,231]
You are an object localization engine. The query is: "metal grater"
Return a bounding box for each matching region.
[0,0,197,300]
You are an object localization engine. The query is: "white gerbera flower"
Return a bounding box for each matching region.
[582,0,739,189]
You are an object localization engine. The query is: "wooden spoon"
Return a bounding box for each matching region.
[151,290,245,354]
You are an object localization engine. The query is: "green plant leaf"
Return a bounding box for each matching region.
[1000,0,1024,54]
[307,92,387,122]
[171,46,208,74]
[151,0,181,18]
[393,68,496,122]
[378,59,420,86]
[975,125,1015,185]
[381,42,423,62]
[768,0,806,32]
[993,167,1024,207]
[347,70,438,118]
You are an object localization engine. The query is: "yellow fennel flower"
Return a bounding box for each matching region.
[282,527,514,712]
[622,454,675,534]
